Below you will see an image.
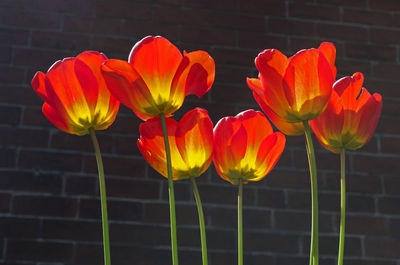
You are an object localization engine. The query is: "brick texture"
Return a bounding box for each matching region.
[0,0,399,264]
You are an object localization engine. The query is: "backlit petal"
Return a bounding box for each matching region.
[318,42,337,78]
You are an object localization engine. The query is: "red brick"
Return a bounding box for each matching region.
[122,21,179,41]
[197,182,255,206]
[346,215,387,235]
[181,26,236,46]
[378,117,400,135]
[336,58,371,76]
[0,9,60,29]
[0,127,48,148]
[107,113,141,134]
[183,0,237,11]
[33,0,94,14]
[0,66,25,84]
[0,0,32,8]
[65,174,97,196]
[365,237,400,258]
[0,193,11,213]
[6,240,73,262]
[369,0,400,11]
[64,15,122,35]
[0,106,21,126]
[114,135,141,156]
[378,196,400,215]
[93,36,134,54]
[160,180,191,201]
[257,189,285,208]
[95,1,153,20]
[31,31,91,50]
[373,63,400,82]
[245,232,299,253]
[106,178,160,199]
[347,194,376,213]
[0,46,11,63]
[215,65,253,84]
[238,32,288,51]
[240,0,286,16]
[42,219,101,241]
[382,99,400,117]
[275,211,334,232]
[19,149,83,172]
[0,28,30,46]
[211,47,256,66]
[306,236,362,256]
[266,169,310,189]
[317,23,368,42]
[345,43,396,62]
[12,195,78,217]
[0,148,16,168]
[211,84,255,105]
[383,175,400,194]
[0,217,40,238]
[13,48,70,69]
[22,106,52,128]
[317,0,367,7]
[370,28,400,44]
[51,131,112,153]
[324,172,382,193]
[0,170,62,193]
[85,155,146,177]
[144,202,200,225]
[367,79,400,98]
[110,223,170,245]
[269,18,315,37]
[289,2,340,21]
[343,8,393,26]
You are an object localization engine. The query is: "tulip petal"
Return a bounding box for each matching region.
[255,49,291,120]
[171,50,215,99]
[253,132,286,181]
[101,59,157,120]
[248,78,304,136]
[175,108,213,176]
[129,36,183,106]
[318,42,337,78]
[283,48,334,121]
[32,71,48,101]
[42,103,72,134]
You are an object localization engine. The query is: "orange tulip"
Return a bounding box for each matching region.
[31,51,120,136]
[248,42,336,127]
[213,110,286,184]
[101,36,215,121]
[310,72,382,154]
[138,108,213,180]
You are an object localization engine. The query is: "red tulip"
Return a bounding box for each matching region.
[101,36,215,121]
[248,42,336,127]
[138,108,213,180]
[31,51,120,135]
[213,110,286,184]
[310,72,382,153]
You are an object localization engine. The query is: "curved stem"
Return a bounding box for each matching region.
[238,178,243,265]
[160,114,179,265]
[89,128,111,265]
[303,121,319,265]
[190,177,208,265]
[337,148,346,265]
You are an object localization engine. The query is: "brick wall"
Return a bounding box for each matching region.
[0,0,399,264]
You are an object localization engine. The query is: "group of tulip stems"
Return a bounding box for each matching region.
[87,116,347,265]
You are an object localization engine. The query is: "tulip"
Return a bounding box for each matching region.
[101,36,215,121]
[31,51,120,265]
[138,108,213,179]
[138,108,213,265]
[213,110,285,265]
[32,51,120,135]
[310,72,382,265]
[213,110,286,183]
[310,72,382,153]
[248,42,336,126]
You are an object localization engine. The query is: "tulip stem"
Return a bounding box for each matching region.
[238,178,243,265]
[89,128,111,265]
[338,148,346,265]
[303,121,319,265]
[160,114,179,265]
[190,177,208,265]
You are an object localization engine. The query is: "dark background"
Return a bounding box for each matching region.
[0,0,399,264]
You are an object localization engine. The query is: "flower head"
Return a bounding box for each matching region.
[31,51,120,135]
[310,72,382,153]
[248,42,336,127]
[138,108,213,180]
[101,36,215,120]
[213,110,286,185]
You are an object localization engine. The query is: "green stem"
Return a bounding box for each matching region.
[190,177,208,265]
[303,121,319,265]
[338,148,346,265]
[89,128,111,265]
[160,114,179,265]
[238,178,243,265]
